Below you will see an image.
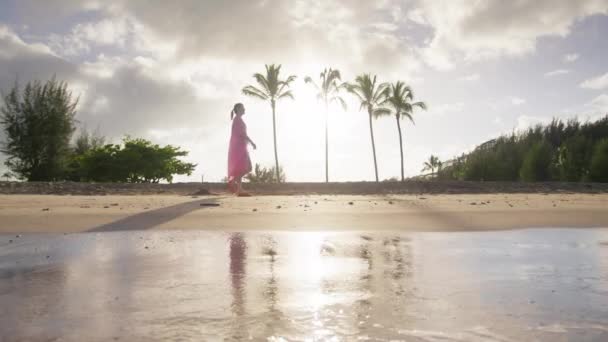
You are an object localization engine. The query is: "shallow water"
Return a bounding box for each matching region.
[1,229,608,341]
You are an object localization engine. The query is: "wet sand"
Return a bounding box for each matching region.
[1,229,608,341]
[0,194,607,233]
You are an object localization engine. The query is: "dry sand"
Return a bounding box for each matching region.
[0,193,607,233]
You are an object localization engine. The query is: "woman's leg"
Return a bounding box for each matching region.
[235,176,242,195]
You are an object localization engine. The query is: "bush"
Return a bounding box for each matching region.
[556,134,592,181]
[520,140,553,182]
[245,164,286,183]
[589,139,608,182]
[76,137,196,183]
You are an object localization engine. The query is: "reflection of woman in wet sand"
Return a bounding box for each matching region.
[228,103,257,196]
[228,233,248,340]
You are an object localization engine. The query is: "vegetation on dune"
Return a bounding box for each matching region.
[70,137,196,183]
[245,163,286,184]
[1,78,77,181]
[590,138,608,182]
[437,117,608,182]
[242,64,296,183]
[1,79,196,183]
[3,75,607,184]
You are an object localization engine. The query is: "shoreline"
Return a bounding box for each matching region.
[0,193,607,234]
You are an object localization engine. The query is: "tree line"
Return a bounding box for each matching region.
[1,78,195,182]
[3,73,606,184]
[436,117,608,183]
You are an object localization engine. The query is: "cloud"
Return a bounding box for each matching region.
[426,102,465,117]
[459,73,480,81]
[515,115,552,131]
[580,72,608,90]
[545,69,570,77]
[587,94,608,112]
[48,17,134,57]
[413,0,608,67]
[563,53,579,63]
[510,97,526,106]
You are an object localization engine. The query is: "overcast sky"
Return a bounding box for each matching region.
[1,0,608,182]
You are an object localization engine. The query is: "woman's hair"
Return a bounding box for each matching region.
[231,103,244,120]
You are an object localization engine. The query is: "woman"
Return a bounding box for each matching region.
[228,103,256,196]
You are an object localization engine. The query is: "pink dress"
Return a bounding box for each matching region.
[228,115,252,180]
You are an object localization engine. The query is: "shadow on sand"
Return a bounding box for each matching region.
[87,197,222,232]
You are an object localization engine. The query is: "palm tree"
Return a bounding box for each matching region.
[242,64,296,182]
[422,155,442,178]
[384,82,427,181]
[347,74,389,182]
[304,68,347,182]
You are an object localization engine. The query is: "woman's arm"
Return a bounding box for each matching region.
[246,136,257,150]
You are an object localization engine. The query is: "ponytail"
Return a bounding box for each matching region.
[231,103,243,120]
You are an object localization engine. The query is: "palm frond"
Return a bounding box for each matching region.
[373,107,391,118]
[253,73,271,94]
[277,89,294,100]
[242,85,269,100]
[413,101,427,111]
[330,95,348,111]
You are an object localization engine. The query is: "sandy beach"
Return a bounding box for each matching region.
[1,193,607,233]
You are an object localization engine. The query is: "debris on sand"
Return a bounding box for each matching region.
[110,203,119,206]
[470,202,477,205]
[276,205,282,209]
[252,208,258,212]
[388,201,394,205]
[103,206,110,209]
[348,202,354,205]
[361,235,373,241]
[200,203,220,207]
[42,208,50,211]
[144,246,149,249]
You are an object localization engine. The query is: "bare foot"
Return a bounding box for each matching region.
[227,180,236,193]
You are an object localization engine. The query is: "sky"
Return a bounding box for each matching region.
[0,0,608,182]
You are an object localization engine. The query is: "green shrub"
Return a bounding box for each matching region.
[589,139,608,182]
[520,140,553,182]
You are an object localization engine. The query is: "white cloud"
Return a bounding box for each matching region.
[414,0,608,67]
[48,17,133,57]
[459,73,480,81]
[545,69,570,77]
[515,115,552,131]
[510,97,526,106]
[580,72,608,90]
[427,102,465,116]
[563,53,579,62]
[587,94,608,112]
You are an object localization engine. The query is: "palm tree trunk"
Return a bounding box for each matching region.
[325,103,329,183]
[271,100,280,183]
[368,109,379,182]
[396,114,405,182]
